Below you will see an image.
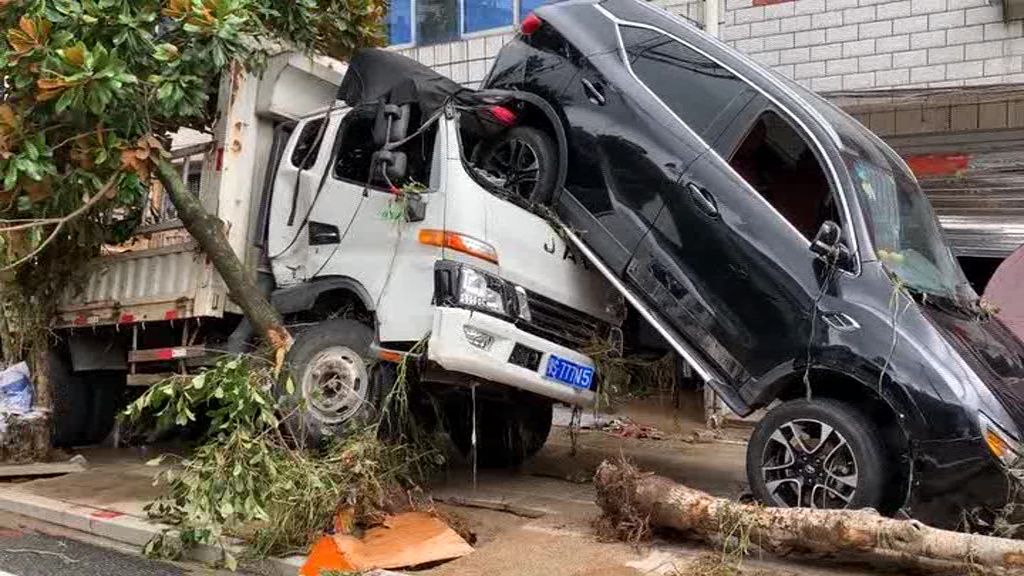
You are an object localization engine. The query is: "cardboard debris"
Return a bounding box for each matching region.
[300,512,473,575]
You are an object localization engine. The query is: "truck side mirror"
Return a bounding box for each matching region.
[371,150,408,184]
[810,220,853,269]
[373,103,411,147]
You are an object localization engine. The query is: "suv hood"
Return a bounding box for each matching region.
[924,305,1024,433]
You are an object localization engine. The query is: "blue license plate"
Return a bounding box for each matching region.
[544,355,594,390]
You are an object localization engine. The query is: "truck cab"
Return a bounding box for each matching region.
[52,50,621,467]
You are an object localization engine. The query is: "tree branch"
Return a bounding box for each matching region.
[0,175,119,272]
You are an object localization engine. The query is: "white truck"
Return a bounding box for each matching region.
[52,50,623,465]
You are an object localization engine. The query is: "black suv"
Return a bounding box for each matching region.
[483,0,1024,526]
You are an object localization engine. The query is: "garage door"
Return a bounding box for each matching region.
[886,130,1024,259]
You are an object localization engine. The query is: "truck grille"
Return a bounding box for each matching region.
[517,290,609,350]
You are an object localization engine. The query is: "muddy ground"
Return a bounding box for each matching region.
[0,397,899,575]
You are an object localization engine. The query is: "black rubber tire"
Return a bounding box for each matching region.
[276,318,379,447]
[746,398,888,512]
[476,126,559,205]
[49,351,90,447]
[81,372,126,445]
[446,395,553,468]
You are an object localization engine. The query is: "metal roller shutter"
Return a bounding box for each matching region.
[886,129,1024,259]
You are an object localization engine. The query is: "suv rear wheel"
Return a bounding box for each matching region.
[475,126,558,205]
[446,393,553,468]
[747,398,887,511]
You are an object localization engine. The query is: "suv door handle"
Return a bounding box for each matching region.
[581,78,606,105]
[687,183,719,217]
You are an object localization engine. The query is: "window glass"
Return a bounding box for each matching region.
[620,26,747,136]
[291,118,325,169]
[464,0,513,33]
[519,0,546,21]
[388,0,413,45]
[417,0,459,45]
[729,111,835,240]
[334,114,377,184]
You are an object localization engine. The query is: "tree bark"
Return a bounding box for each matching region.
[594,459,1024,574]
[156,160,292,353]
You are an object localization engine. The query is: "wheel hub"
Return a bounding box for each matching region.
[760,418,859,509]
[484,138,541,199]
[301,346,368,424]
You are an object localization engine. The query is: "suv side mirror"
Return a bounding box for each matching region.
[810,221,853,268]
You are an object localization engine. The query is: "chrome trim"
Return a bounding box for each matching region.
[821,311,860,332]
[560,226,716,383]
[594,5,861,276]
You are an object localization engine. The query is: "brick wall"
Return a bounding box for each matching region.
[720,0,1024,91]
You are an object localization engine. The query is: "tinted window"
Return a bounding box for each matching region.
[620,26,747,136]
[729,111,835,240]
[291,119,325,169]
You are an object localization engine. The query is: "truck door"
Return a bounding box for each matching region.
[632,94,841,384]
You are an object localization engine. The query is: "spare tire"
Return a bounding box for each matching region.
[475,126,559,205]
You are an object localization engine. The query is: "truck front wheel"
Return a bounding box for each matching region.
[446,393,553,468]
[277,318,381,446]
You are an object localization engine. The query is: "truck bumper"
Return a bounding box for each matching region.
[428,307,597,406]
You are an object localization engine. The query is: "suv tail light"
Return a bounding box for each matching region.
[520,13,542,35]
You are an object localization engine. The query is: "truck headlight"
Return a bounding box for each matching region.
[980,413,1022,467]
[459,267,506,316]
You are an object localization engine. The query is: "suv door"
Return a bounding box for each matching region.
[624,38,845,384]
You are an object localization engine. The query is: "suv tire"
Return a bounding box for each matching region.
[277,318,381,446]
[476,126,559,205]
[747,398,887,511]
[446,394,553,468]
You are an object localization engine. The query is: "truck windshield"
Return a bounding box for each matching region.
[846,156,972,302]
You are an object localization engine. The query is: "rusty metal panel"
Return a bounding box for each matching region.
[57,244,220,326]
[898,145,1024,258]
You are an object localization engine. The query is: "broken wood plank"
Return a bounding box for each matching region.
[0,461,86,478]
[432,496,547,519]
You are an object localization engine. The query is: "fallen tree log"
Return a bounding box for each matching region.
[594,459,1024,573]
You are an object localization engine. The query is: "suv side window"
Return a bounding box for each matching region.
[620,26,747,137]
[728,110,837,240]
[291,118,325,169]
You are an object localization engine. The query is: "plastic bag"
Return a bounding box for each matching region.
[0,362,32,415]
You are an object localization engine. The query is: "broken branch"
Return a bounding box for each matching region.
[594,459,1024,573]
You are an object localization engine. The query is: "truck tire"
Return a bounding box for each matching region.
[81,373,126,445]
[277,318,380,446]
[446,394,553,468]
[50,351,90,447]
[475,126,558,205]
[746,398,887,512]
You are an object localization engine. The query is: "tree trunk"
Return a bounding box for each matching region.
[594,459,1024,574]
[156,160,292,353]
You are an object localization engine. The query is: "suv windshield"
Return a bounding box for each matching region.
[846,156,971,301]
[767,72,977,303]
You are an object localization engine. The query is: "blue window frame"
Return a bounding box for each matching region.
[387,0,548,46]
[388,0,413,45]
[464,0,513,34]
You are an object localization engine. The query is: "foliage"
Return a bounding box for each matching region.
[125,356,436,565]
[584,337,676,411]
[0,0,384,373]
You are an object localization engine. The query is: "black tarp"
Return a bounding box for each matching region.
[337,48,480,115]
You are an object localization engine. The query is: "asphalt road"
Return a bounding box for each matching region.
[0,512,230,576]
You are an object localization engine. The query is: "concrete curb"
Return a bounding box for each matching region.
[0,487,305,575]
